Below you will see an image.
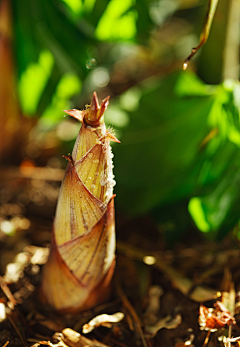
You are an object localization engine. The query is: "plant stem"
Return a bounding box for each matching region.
[183,0,219,70]
[197,0,231,84]
[222,0,240,80]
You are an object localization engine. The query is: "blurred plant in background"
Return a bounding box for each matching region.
[1,0,240,242]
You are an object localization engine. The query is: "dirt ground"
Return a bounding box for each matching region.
[1,167,240,347]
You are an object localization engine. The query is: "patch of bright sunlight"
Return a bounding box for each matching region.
[0,303,6,322]
[19,50,54,115]
[92,68,110,87]
[1,220,15,236]
[57,74,81,99]
[188,197,211,233]
[228,126,240,146]
[143,256,156,265]
[61,0,82,14]
[104,105,129,128]
[223,79,236,91]
[233,82,240,109]
[40,73,81,127]
[95,0,137,40]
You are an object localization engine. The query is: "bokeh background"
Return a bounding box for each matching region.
[0,0,240,246]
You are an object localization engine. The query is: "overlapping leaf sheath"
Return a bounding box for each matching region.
[41,93,119,313]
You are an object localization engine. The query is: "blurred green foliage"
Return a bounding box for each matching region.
[110,72,240,240]
[9,0,240,240]
[12,0,155,123]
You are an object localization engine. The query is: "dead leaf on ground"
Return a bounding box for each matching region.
[143,285,163,326]
[117,241,217,302]
[60,328,110,347]
[82,312,124,334]
[145,314,182,337]
[199,301,236,331]
[28,312,66,332]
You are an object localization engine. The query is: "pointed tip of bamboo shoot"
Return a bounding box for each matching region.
[85,92,110,126]
[99,95,110,117]
[64,93,110,127]
[88,91,100,121]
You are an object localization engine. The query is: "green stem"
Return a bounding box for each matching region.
[222,0,240,80]
[197,0,231,84]
[183,0,219,70]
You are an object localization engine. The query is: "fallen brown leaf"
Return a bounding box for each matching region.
[82,312,124,334]
[199,301,236,331]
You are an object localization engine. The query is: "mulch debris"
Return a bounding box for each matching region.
[1,168,240,347]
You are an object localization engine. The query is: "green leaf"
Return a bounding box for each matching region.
[13,0,91,117]
[188,148,240,238]
[95,0,137,40]
[12,0,156,120]
[113,71,218,214]
[113,71,240,241]
[61,0,83,15]
[40,73,82,127]
[188,81,240,238]
[18,50,54,115]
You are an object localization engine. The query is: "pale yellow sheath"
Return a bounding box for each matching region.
[41,93,119,313]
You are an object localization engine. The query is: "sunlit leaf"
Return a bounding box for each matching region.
[188,197,211,233]
[95,0,137,40]
[18,50,54,115]
[112,71,240,239]
[83,0,97,12]
[113,71,218,214]
[40,73,81,126]
[61,0,83,15]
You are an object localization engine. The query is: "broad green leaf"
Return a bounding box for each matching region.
[188,148,240,238]
[187,80,240,238]
[40,73,82,127]
[113,71,218,214]
[13,0,91,118]
[19,50,54,115]
[12,0,156,122]
[112,71,240,236]
[188,197,211,233]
